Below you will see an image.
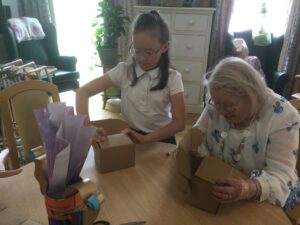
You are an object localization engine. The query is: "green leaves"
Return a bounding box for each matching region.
[92,1,130,48]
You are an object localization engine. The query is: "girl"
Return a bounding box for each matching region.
[76,10,185,144]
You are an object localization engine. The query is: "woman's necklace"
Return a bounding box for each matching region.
[220,129,250,163]
[219,115,257,163]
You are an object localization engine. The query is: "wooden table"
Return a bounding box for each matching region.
[0,142,292,225]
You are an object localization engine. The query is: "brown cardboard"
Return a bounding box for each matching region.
[177,127,247,214]
[177,127,204,179]
[90,119,128,135]
[91,119,135,173]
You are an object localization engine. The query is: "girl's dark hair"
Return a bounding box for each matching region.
[130,10,170,91]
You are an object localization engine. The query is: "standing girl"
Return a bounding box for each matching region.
[76,10,185,144]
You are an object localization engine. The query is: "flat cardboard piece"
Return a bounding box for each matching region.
[92,119,135,173]
[177,127,204,179]
[176,127,246,214]
[195,156,247,183]
[187,177,220,214]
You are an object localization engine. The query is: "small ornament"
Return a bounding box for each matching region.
[221,131,228,139]
[233,153,241,162]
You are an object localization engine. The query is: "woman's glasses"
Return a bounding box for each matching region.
[208,98,241,113]
[129,44,162,59]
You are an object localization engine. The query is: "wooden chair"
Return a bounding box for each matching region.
[291,75,300,100]
[288,99,300,225]
[0,80,60,169]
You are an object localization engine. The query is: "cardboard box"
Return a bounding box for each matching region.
[177,127,247,214]
[91,119,135,173]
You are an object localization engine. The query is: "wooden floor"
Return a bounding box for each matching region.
[60,91,200,142]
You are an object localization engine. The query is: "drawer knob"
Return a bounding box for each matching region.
[188,20,195,25]
[186,44,192,49]
[184,68,190,73]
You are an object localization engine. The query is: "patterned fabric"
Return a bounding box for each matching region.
[8,17,45,43]
[195,89,300,210]
[246,56,266,80]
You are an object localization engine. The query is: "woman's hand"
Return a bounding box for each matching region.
[92,127,108,143]
[212,177,257,203]
[122,128,148,144]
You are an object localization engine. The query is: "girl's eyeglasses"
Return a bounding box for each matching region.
[208,98,241,113]
[129,44,162,59]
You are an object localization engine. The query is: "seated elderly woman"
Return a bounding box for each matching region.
[232,38,266,80]
[193,57,300,211]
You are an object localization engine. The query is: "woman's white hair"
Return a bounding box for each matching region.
[207,57,268,115]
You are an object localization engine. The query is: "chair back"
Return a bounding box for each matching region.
[3,19,80,92]
[225,30,287,95]
[289,99,300,175]
[291,75,300,100]
[0,80,60,169]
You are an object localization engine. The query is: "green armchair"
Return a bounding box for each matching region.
[2,20,80,92]
[225,30,288,96]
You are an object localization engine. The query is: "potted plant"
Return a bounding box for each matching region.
[93,1,130,66]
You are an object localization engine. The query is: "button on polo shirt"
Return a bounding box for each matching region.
[108,62,184,132]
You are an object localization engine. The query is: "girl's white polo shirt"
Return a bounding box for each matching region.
[107,62,184,132]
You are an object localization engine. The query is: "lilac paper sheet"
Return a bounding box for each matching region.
[34,103,96,194]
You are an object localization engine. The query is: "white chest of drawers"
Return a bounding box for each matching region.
[134,6,215,113]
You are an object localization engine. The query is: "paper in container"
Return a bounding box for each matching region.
[33,102,104,224]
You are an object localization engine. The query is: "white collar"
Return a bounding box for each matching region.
[135,64,160,80]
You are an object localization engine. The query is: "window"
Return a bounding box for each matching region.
[53,0,101,84]
[229,0,291,37]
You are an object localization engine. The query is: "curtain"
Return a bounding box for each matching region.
[278,0,300,97]
[207,0,235,71]
[18,0,55,24]
[110,0,137,61]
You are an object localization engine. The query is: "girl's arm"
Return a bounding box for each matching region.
[125,92,186,144]
[76,74,114,119]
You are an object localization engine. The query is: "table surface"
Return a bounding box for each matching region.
[0,142,292,225]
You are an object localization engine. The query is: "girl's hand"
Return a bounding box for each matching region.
[211,177,257,203]
[122,128,148,144]
[92,127,107,143]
